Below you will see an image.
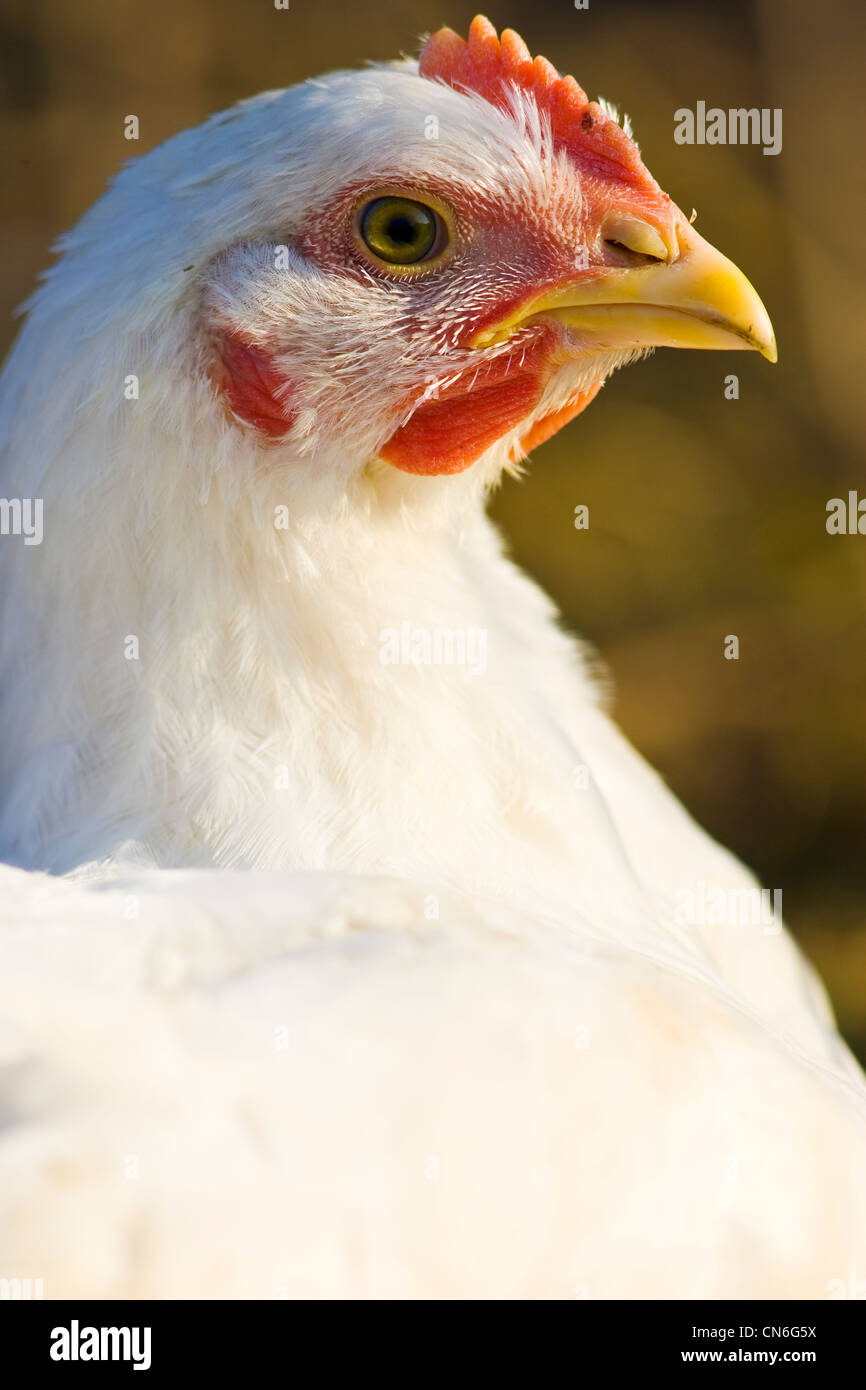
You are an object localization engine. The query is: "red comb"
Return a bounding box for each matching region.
[419,16,655,190]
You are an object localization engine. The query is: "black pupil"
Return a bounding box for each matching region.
[386,216,417,246]
[361,199,439,264]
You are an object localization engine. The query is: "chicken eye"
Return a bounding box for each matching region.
[358,197,444,266]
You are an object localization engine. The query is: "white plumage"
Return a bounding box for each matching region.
[0,19,863,1298]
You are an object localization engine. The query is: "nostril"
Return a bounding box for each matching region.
[602,217,671,264]
[604,240,665,266]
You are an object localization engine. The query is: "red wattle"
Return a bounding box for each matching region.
[513,382,604,458]
[380,369,545,475]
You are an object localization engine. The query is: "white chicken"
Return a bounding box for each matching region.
[0,16,863,1299]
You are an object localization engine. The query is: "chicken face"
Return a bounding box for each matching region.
[205,16,775,481]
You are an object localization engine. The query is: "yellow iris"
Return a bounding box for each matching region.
[359,197,443,266]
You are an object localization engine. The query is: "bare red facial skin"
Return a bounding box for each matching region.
[380,319,570,475]
[383,340,606,478]
[512,381,604,460]
[380,366,543,475]
[381,308,606,475]
[382,368,603,475]
[211,333,297,438]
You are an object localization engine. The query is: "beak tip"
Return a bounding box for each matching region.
[743,300,776,362]
[753,327,777,363]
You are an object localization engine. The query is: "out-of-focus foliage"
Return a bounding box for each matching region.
[1,0,864,1056]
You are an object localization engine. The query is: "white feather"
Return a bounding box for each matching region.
[0,56,863,1297]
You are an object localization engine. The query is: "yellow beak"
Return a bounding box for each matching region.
[471,224,777,363]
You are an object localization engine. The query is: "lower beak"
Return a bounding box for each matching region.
[472,225,777,363]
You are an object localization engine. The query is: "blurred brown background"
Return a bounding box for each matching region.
[2,0,864,1055]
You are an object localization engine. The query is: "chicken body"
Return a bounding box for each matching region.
[0,18,863,1298]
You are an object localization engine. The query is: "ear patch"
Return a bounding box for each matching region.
[211,333,297,439]
[419,15,655,191]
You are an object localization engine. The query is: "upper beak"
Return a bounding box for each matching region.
[471,223,777,363]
